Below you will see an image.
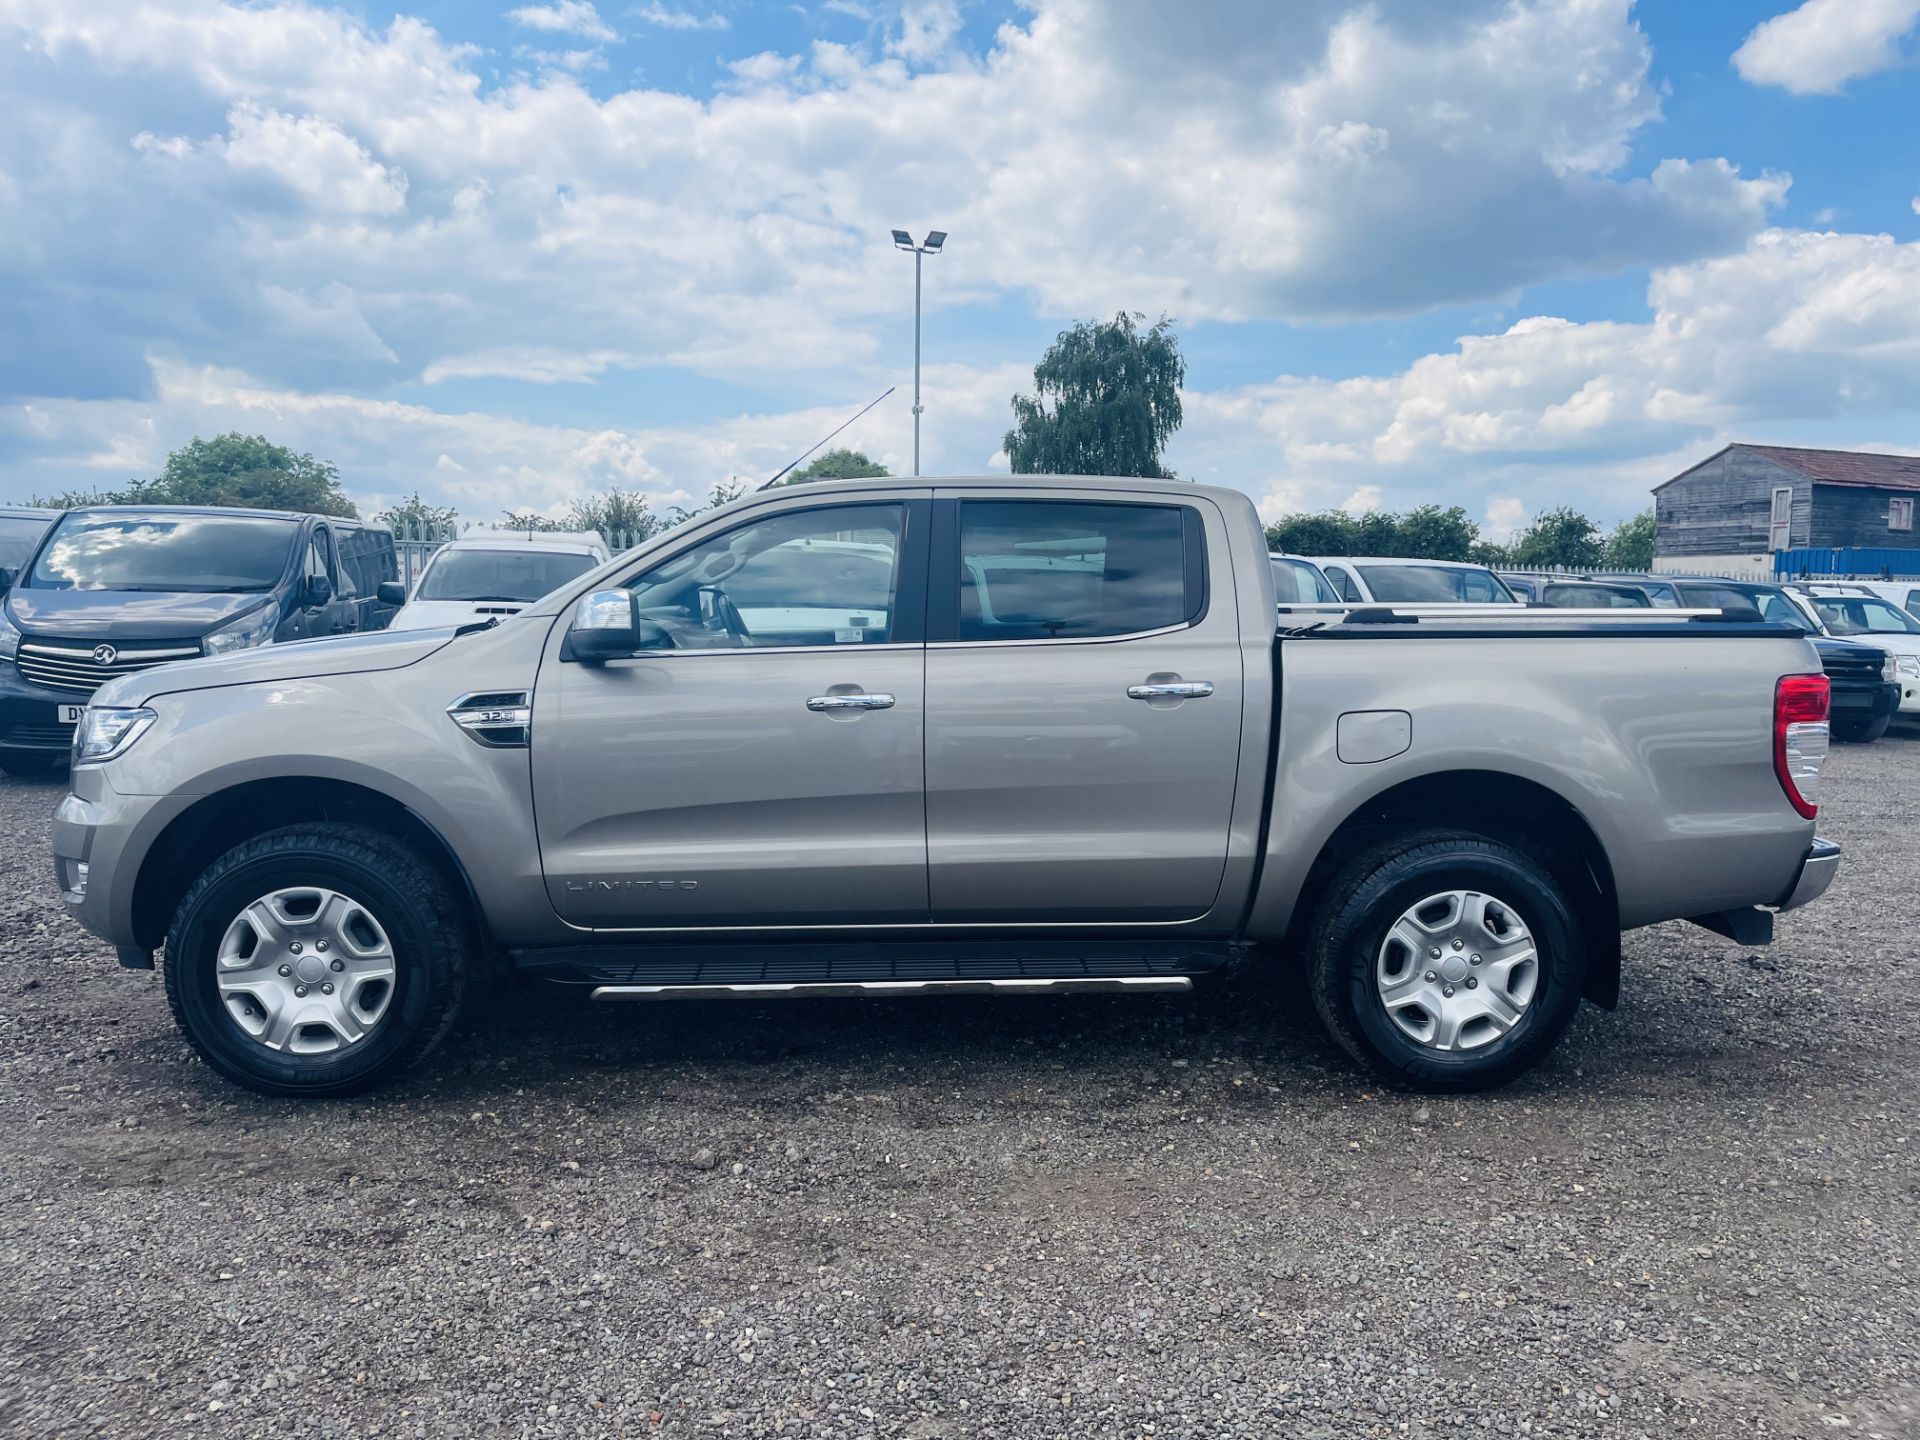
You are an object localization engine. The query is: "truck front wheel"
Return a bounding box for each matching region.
[1307,832,1586,1093]
[162,824,471,1098]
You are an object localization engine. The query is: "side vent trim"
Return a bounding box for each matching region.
[447,691,532,749]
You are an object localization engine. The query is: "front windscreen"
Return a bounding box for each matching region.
[1358,564,1514,603]
[1271,556,1339,603]
[416,548,599,603]
[25,512,298,593]
[1814,596,1920,636]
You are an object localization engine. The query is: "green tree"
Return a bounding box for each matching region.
[152,434,355,516]
[375,491,459,539]
[1265,511,1357,555]
[1601,508,1655,570]
[1467,540,1511,567]
[1511,506,1604,569]
[1395,504,1478,561]
[30,434,355,516]
[773,449,889,485]
[1005,312,1185,477]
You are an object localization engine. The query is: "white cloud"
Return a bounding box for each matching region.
[1340,485,1384,515]
[421,348,635,384]
[1733,0,1920,95]
[892,0,960,61]
[218,102,408,215]
[1484,497,1526,540]
[507,1,617,42]
[631,2,728,31]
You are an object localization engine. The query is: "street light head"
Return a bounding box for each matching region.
[890,228,914,249]
[923,230,947,253]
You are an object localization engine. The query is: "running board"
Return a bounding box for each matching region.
[590,976,1193,1002]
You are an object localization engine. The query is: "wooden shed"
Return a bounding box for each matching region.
[1654,443,1920,568]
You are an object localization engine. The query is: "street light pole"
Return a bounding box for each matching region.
[892,229,946,477]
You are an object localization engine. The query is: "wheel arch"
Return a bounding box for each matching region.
[130,777,489,967]
[1291,769,1621,1008]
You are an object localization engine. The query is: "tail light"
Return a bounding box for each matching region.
[1774,673,1829,819]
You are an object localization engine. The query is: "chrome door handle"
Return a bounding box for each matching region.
[1127,681,1214,700]
[806,692,896,711]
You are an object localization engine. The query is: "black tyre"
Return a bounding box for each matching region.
[1832,713,1890,743]
[0,750,60,777]
[1308,831,1586,1093]
[163,824,471,1098]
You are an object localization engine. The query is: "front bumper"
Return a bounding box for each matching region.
[1777,837,1841,912]
[0,660,82,755]
[50,769,181,952]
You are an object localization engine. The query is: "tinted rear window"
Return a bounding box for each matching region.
[958,501,1195,641]
[417,548,600,603]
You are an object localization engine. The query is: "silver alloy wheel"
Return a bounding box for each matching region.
[1375,889,1538,1052]
[215,887,397,1055]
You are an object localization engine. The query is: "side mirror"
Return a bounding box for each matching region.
[376,580,407,606]
[564,589,671,664]
[304,573,333,607]
[0,566,13,594]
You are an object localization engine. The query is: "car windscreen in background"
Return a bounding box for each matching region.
[1358,564,1509,602]
[25,513,299,593]
[1271,557,1338,604]
[1814,597,1920,637]
[0,516,51,571]
[416,549,599,603]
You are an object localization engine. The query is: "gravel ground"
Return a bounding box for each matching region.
[1,739,1915,1440]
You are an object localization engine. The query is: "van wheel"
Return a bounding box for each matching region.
[163,824,470,1098]
[1307,831,1586,1093]
[0,750,60,777]
[1832,714,1890,743]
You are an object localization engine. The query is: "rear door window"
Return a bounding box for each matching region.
[1324,565,1362,602]
[954,501,1198,642]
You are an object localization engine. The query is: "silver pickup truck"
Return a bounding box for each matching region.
[49,475,1840,1097]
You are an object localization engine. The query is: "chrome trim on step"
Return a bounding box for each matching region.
[589,976,1195,1001]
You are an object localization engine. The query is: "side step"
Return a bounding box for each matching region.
[591,976,1193,1001]
[514,937,1231,989]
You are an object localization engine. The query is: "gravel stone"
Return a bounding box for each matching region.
[0,736,1916,1438]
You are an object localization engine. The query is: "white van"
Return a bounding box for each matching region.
[388,531,611,632]
[1792,583,1920,719]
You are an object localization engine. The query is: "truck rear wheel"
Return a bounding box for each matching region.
[162,824,470,1098]
[1307,831,1586,1092]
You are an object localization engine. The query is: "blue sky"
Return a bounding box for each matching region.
[3,0,1920,535]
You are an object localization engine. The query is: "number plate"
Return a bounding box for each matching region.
[58,705,85,725]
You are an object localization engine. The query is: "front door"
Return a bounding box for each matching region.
[533,496,931,930]
[924,494,1245,924]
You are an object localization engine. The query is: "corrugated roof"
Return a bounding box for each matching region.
[1734,443,1920,491]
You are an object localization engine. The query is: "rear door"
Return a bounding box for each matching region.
[923,492,1244,924]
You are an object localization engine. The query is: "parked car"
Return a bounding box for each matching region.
[386,531,611,632]
[0,506,400,775]
[1791,584,1920,721]
[0,506,57,593]
[1668,577,1901,742]
[1313,556,1519,603]
[1797,578,1920,621]
[1503,575,1653,608]
[1269,552,1339,604]
[53,474,1840,1099]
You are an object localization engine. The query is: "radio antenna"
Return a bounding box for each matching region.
[760,387,896,490]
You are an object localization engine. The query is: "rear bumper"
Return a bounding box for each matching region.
[1776,837,1841,912]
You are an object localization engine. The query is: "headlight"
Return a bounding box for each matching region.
[0,603,18,663]
[203,604,276,655]
[1884,654,1901,684]
[72,707,157,765]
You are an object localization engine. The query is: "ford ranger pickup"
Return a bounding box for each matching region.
[47,475,1841,1096]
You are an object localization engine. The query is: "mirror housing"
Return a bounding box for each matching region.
[304,573,333,607]
[376,580,407,606]
[564,589,671,663]
[0,566,13,595]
